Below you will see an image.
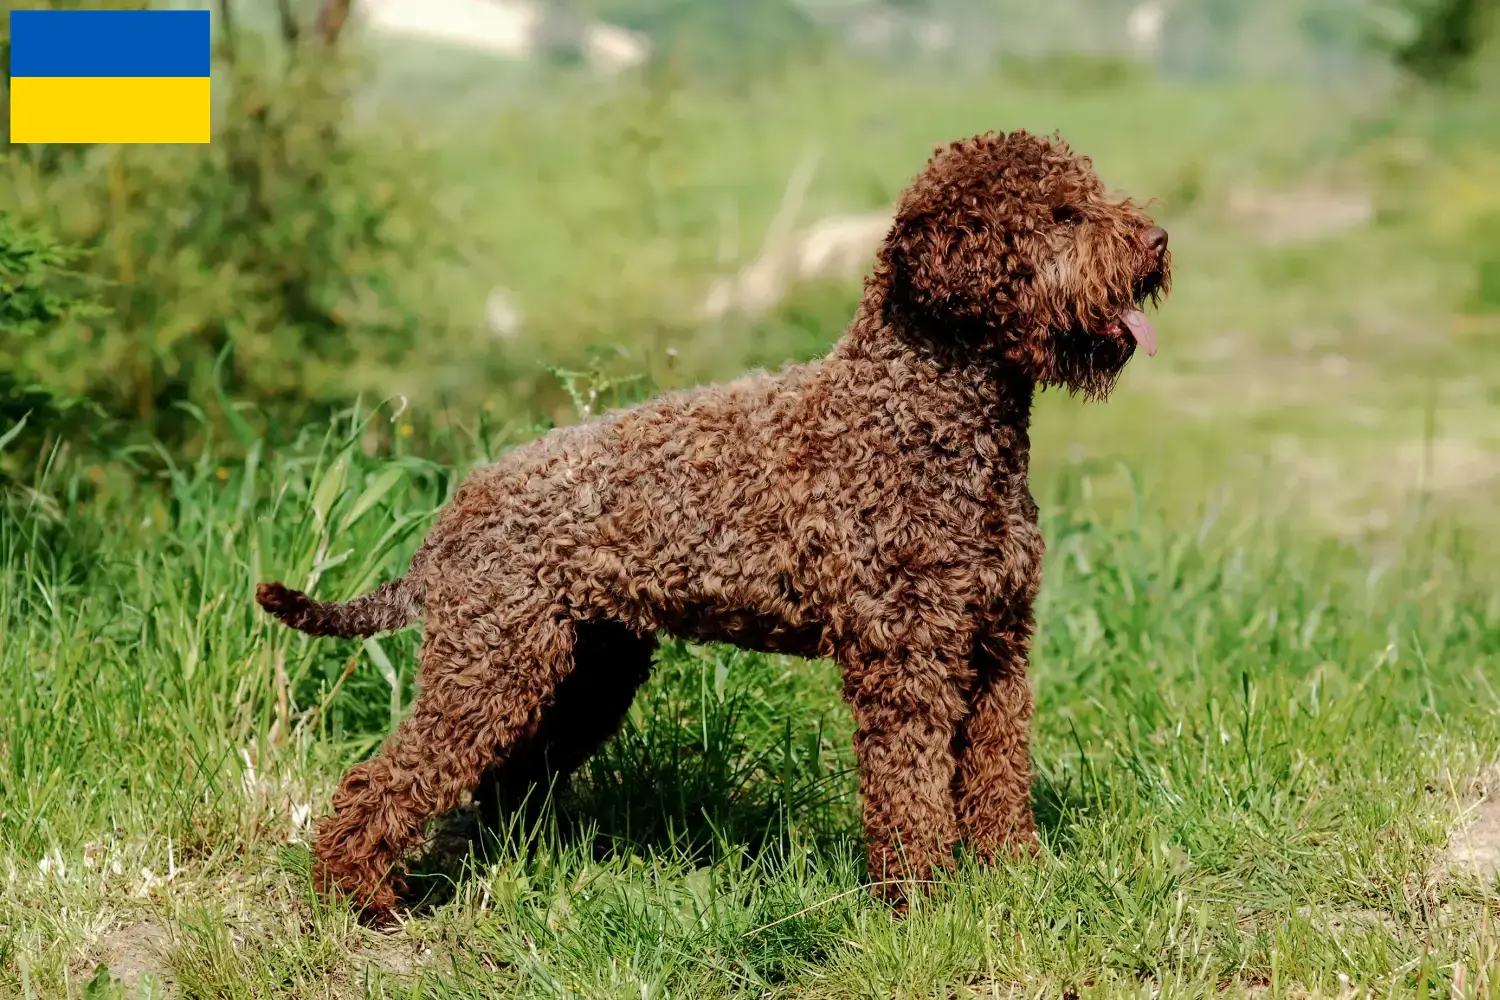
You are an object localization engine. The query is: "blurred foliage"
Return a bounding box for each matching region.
[0,0,1495,470]
[1367,0,1500,313]
[576,0,827,80]
[996,52,1154,94]
[1474,217,1500,314]
[0,0,475,452]
[0,217,106,475]
[1451,157,1500,315]
[1394,0,1498,81]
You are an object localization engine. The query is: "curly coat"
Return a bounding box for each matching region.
[258,130,1171,921]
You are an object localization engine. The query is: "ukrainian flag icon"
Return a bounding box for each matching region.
[9,9,211,144]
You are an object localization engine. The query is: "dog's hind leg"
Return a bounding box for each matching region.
[953,618,1038,861]
[310,600,575,921]
[474,619,656,836]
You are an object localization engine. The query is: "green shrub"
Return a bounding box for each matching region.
[1395,0,1499,81]
[0,215,105,477]
[0,1,478,450]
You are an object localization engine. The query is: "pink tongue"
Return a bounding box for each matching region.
[1122,309,1157,356]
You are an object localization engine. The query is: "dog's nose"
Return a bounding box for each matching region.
[1142,226,1168,253]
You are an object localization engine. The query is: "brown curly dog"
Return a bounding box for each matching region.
[258,129,1171,921]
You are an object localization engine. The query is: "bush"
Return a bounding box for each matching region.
[0,0,479,451]
[0,215,105,477]
[1395,0,1499,81]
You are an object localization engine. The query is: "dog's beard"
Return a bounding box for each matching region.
[1028,244,1165,399]
[1043,325,1136,400]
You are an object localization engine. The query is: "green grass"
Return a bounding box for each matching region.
[2,397,1498,998]
[4,52,1500,1000]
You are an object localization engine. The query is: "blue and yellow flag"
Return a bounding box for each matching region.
[9,9,211,144]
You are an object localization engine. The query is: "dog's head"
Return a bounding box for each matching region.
[878,130,1171,398]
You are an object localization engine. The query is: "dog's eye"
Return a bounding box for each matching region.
[1052,206,1083,226]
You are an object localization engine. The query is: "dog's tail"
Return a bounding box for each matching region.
[256,546,431,638]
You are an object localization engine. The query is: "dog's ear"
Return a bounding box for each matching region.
[878,198,1028,332]
[878,130,1065,334]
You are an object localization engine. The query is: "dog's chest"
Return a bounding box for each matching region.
[963,466,1046,609]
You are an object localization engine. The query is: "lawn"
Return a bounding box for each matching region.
[2,54,1499,1000]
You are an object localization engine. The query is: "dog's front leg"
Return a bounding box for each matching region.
[953,617,1039,861]
[840,640,968,908]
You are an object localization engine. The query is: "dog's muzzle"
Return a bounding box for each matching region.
[1108,226,1169,356]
